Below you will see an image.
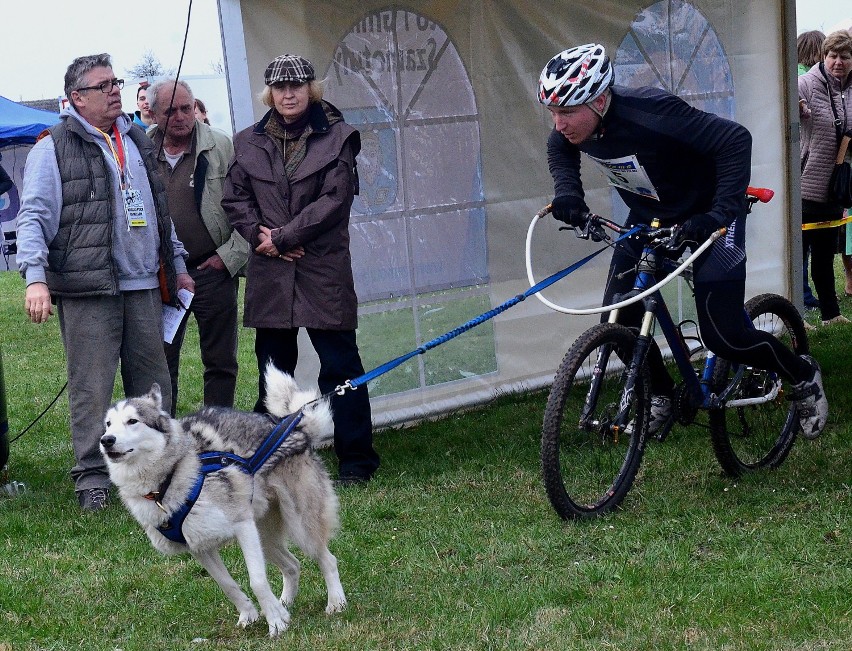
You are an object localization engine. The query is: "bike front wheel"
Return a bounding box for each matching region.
[541,323,650,519]
[709,293,808,477]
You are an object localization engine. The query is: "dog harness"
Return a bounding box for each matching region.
[146,412,304,545]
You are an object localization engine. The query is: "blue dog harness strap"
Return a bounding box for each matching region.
[246,412,303,474]
[152,411,303,545]
[156,472,206,544]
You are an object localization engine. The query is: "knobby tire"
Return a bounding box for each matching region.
[541,323,650,519]
[708,293,808,476]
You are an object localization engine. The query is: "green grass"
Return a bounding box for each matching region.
[0,268,850,651]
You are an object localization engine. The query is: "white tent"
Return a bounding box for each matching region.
[217,0,803,426]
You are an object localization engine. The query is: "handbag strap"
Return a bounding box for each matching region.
[837,135,851,165]
[819,62,845,144]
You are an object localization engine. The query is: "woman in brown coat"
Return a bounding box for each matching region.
[223,53,379,484]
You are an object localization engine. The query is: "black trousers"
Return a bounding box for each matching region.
[802,226,841,321]
[164,266,239,415]
[254,327,380,479]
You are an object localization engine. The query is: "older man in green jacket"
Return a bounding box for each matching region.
[148,78,249,414]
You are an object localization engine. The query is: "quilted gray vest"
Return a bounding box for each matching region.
[46,118,176,300]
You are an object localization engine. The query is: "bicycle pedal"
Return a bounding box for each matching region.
[652,418,676,442]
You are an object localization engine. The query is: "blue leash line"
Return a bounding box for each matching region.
[155,227,637,545]
[346,228,640,391]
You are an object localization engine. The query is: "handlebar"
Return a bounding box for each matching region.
[540,186,773,239]
[564,212,685,252]
[527,187,773,315]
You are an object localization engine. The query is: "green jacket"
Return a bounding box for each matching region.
[149,121,248,276]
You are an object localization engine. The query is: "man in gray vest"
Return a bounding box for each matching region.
[16,53,194,512]
[147,79,248,414]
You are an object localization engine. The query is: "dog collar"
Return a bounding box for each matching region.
[143,471,176,511]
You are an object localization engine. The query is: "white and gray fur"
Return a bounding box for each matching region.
[101,364,346,637]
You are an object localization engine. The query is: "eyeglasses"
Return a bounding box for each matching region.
[76,78,125,93]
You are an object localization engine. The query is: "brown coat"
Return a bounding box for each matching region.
[223,102,361,329]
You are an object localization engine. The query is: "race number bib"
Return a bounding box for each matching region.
[123,186,148,227]
[585,154,660,201]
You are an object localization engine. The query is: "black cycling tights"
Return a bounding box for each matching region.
[694,281,811,384]
[605,280,812,395]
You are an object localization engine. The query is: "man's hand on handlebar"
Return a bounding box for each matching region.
[551,195,589,228]
[672,214,720,250]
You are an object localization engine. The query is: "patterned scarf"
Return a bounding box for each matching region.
[265,109,312,179]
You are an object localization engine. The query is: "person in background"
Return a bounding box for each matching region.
[540,43,828,440]
[222,53,380,485]
[796,30,825,311]
[15,53,193,512]
[194,98,211,125]
[133,81,154,128]
[0,152,12,196]
[147,78,248,414]
[798,30,852,326]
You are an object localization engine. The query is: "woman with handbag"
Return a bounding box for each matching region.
[798,30,852,325]
[796,30,825,311]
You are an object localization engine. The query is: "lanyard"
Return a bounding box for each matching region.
[95,125,127,188]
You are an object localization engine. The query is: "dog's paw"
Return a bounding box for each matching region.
[265,603,291,638]
[325,596,348,615]
[267,616,290,638]
[237,607,259,628]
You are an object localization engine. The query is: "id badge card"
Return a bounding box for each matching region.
[123,186,148,228]
[585,154,661,201]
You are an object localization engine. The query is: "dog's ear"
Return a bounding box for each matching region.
[148,383,163,410]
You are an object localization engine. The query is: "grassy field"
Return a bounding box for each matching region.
[0,269,850,651]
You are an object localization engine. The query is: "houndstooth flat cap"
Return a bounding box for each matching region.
[264,54,315,85]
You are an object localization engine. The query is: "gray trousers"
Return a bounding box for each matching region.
[163,266,239,415]
[57,289,172,492]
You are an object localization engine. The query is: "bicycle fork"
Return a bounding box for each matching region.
[578,306,656,440]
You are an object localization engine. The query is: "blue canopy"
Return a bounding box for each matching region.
[0,95,60,148]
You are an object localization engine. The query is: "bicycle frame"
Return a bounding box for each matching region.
[540,186,801,519]
[593,224,783,433]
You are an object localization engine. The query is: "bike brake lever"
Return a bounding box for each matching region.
[588,223,606,242]
[560,225,591,239]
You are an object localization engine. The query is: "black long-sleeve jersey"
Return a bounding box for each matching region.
[547,85,752,229]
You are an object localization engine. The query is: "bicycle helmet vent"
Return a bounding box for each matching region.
[538,43,614,107]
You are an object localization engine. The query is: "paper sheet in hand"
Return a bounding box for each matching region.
[162,289,194,344]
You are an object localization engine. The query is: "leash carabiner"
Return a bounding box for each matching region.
[335,380,355,396]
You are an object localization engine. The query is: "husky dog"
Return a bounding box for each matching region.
[100,365,346,637]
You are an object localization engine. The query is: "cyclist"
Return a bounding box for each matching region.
[538,43,828,439]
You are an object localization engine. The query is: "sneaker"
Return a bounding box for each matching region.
[821,314,851,326]
[624,395,674,440]
[789,355,828,440]
[648,395,675,440]
[77,487,109,512]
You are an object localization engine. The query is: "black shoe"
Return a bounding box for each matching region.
[77,487,109,512]
[334,473,370,488]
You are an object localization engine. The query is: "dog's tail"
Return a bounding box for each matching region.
[263,363,334,449]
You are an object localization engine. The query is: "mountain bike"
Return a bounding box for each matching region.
[539,188,809,519]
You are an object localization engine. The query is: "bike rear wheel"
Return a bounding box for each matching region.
[541,323,650,519]
[709,293,808,476]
